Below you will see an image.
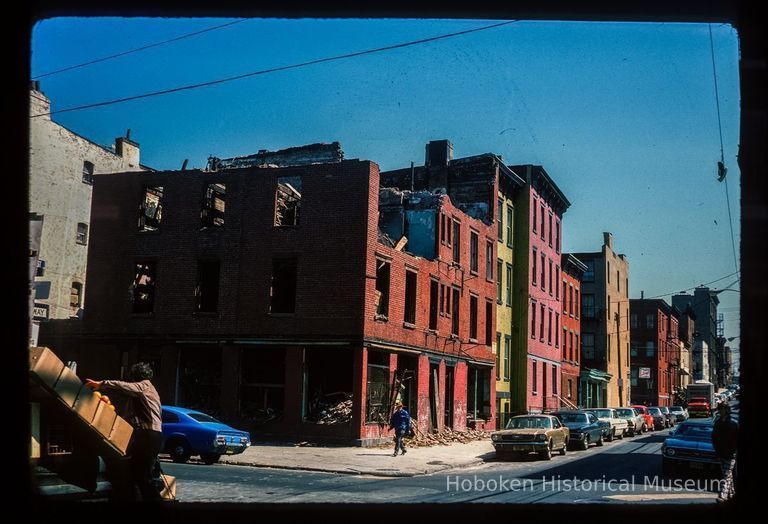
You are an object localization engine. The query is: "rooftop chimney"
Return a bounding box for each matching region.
[603,231,613,250]
[425,140,453,168]
[30,82,51,119]
[115,131,140,169]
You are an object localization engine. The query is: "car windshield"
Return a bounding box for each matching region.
[506,417,551,430]
[615,409,634,417]
[187,412,221,423]
[591,409,612,418]
[649,408,662,415]
[670,406,684,412]
[558,413,588,424]
[674,423,714,438]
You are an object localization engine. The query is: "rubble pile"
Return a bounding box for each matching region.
[308,392,353,424]
[377,417,491,448]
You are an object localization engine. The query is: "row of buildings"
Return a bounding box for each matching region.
[29,85,734,444]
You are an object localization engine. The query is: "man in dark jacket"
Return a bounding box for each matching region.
[712,402,738,501]
[389,401,411,456]
[86,362,163,501]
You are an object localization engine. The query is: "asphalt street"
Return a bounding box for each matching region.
[162,420,726,504]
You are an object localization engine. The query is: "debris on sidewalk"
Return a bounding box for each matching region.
[379,417,491,448]
[307,392,353,424]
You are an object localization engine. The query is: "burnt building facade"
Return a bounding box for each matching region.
[59,150,496,445]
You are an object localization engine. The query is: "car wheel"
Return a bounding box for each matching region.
[169,439,192,464]
[641,423,647,434]
[619,428,625,439]
[560,441,567,456]
[581,434,590,451]
[596,433,604,447]
[606,428,614,442]
[629,427,635,437]
[540,440,553,460]
[200,453,221,465]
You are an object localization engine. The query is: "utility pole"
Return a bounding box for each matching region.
[616,311,623,405]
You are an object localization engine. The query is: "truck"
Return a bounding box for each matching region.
[686,381,715,418]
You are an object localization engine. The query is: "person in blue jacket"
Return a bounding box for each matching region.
[389,401,411,456]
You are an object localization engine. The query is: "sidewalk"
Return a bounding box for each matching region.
[219,439,496,477]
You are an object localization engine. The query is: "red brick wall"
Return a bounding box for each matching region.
[561,267,581,407]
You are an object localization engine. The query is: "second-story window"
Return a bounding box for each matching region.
[469,294,478,341]
[375,260,390,318]
[404,270,417,325]
[195,259,220,313]
[275,176,301,226]
[270,257,297,314]
[452,220,460,263]
[132,261,157,314]
[485,240,493,281]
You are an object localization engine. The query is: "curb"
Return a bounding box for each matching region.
[218,457,487,478]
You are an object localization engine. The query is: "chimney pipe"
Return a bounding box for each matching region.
[31,80,40,92]
[126,129,131,140]
[181,159,189,171]
[641,290,644,299]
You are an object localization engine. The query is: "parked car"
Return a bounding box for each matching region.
[491,414,569,460]
[669,406,689,423]
[651,406,676,428]
[552,410,605,450]
[661,419,720,476]
[632,405,655,431]
[585,408,629,441]
[614,407,645,436]
[647,407,667,430]
[161,406,251,464]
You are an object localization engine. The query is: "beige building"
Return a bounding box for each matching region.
[29,84,147,321]
[573,232,631,407]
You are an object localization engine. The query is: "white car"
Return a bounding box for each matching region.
[586,408,629,441]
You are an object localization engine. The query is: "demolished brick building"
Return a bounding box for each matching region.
[46,143,497,444]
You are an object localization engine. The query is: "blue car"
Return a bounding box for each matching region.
[161,406,251,464]
[552,410,605,450]
[661,419,719,476]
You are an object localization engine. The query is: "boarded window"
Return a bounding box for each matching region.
[275,176,301,226]
[486,240,493,280]
[70,282,82,313]
[470,231,479,273]
[132,261,156,314]
[76,223,88,245]
[270,258,297,314]
[404,270,417,325]
[452,221,460,262]
[195,259,220,312]
[139,186,163,231]
[485,300,493,346]
[429,280,438,330]
[201,183,226,228]
[469,295,478,340]
[82,161,94,184]
[375,260,390,317]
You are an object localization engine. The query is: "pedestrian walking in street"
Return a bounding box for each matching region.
[389,401,411,457]
[86,362,163,501]
[712,402,738,502]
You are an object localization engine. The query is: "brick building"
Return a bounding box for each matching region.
[560,254,586,407]
[508,164,570,414]
[380,140,525,427]
[572,232,630,408]
[54,148,496,444]
[629,299,678,407]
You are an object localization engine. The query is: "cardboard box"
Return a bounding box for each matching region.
[73,385,101,424]
[29,346,64,389]
[108,415,134,455]
[53,365,82,408]
[92,401,117,439]
[159,475,176,500]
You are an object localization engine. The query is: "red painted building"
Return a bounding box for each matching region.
[508,165,570,414]
[629,299,678,407]
[46,147,496,445]
[560,254,586,407]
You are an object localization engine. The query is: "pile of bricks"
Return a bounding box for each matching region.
[395,418,491,448]
[310,393,353,424]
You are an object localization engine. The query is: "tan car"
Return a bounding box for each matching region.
[491,414,569,460]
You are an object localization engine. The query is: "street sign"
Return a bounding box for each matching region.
[639,367,651,379]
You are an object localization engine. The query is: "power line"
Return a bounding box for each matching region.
[32,19,248,79]
[31,19,520,118]
[708,24,739,280]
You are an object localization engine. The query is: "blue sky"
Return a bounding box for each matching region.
[30,18,741,356]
